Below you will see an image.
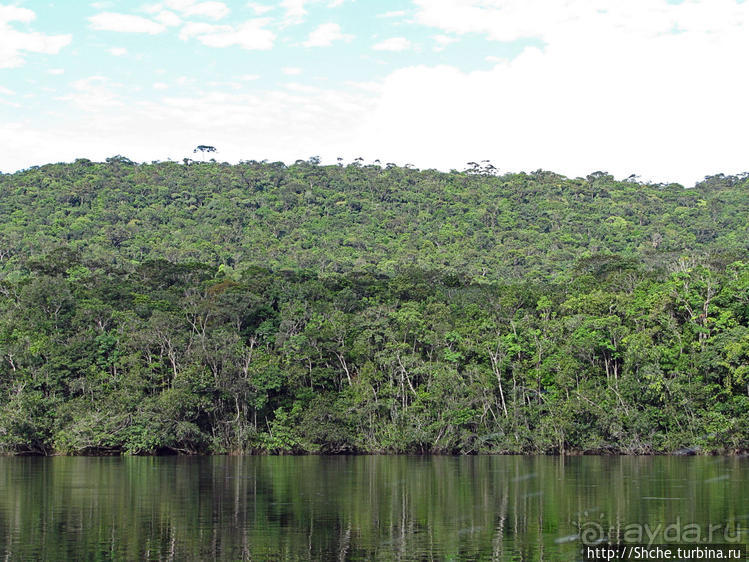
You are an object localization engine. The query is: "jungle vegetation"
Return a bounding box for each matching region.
[0,157,747,455]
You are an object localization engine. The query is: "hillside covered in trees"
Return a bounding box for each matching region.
[0,158,747,455]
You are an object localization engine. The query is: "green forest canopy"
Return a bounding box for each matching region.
[0,158,747,454]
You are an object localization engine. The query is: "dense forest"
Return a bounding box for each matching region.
[0,157,747,455]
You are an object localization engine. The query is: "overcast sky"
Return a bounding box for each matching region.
[1,0,747,185]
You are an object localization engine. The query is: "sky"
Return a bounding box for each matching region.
[0,0,748,185]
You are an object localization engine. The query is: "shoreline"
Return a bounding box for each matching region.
[3,449,747,458]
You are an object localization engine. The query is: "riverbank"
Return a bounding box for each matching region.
[4,446,747,457]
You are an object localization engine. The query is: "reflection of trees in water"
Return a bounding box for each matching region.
[0,456,744,559]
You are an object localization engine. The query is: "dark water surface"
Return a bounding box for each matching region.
[0,456,746,560]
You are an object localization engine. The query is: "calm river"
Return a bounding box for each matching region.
[0,456,746,560]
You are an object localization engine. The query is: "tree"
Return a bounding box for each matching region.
[193,145,217,162]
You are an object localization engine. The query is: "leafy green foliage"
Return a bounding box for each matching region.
[0,160,747,454]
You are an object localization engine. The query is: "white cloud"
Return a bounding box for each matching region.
[303,23,352,47]
[240,74,260,80]
[179,21,218,39]
[247,3,274,15]
[0,5,35,23]
[372,37,411,51]
[159,0,190,9]
[281,0,306,24]
[1,82,375,172]
[163,0,229,20]
[0,85,14,95]
[284,82,322,94]
[141,5,182,25]
[354,0,749,185]
[48,68,65,75]
[154,10,182,26]
[108,47,128,56]
[89,12,166,34]
[61,76,124,110]
[377,10,406,18]
[282,67,302,75]
[278,0,345,25]
[433,34,457,51]
[153,82,169,90]
[179,19,275,49]
[0,6,72,68]
[413,0,749,43]
[208,80,242,90]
